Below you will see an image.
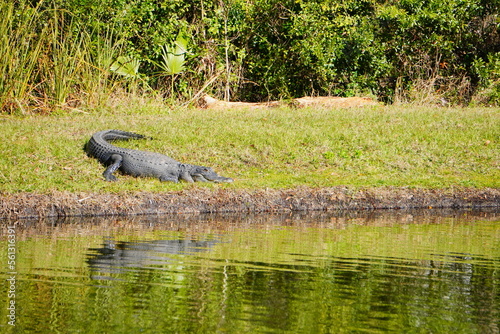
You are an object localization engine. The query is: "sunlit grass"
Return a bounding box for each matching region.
[0,105,498,193]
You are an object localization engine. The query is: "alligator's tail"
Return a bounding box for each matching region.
[100,129,149,142]
[85,130,150,159]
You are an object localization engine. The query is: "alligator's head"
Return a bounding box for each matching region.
[191,166,234,183]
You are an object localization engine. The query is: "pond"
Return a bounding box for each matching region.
[1,209,499,333]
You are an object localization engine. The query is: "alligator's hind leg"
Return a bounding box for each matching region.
[103,154,123,181]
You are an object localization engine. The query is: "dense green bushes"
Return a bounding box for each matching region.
[1,0,499,112]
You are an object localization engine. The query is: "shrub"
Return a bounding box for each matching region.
[1,0,500,113]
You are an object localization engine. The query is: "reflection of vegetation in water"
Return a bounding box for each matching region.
[0,216,498,333]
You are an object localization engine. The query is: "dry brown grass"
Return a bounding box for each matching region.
[1,187,498,219]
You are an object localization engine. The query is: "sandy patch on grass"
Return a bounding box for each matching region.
[200,95,379,109]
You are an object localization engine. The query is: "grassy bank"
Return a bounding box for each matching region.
[0,105,498,194]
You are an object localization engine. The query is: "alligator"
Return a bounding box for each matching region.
[86,129,233,183]
[87,237,220,280]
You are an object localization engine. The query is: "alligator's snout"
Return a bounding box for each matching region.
[211,176,234,183]
[194,167,233,183]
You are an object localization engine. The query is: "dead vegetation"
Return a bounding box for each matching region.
[1,187,498,219]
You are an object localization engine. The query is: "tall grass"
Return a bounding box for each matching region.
[0,0,123,113]
[0,1,45,113]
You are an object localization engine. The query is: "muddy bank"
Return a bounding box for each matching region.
[1,187,499,219]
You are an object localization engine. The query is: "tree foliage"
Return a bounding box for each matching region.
[1,0,500,112]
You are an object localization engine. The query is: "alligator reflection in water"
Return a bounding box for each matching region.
[87,238,219,280]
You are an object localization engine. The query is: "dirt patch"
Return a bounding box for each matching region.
[1,187,499,219]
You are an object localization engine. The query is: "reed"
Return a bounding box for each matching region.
[0,1,45,113]
[0,0,123,113]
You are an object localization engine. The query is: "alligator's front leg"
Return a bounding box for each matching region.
[159,175,180,182]
[159,170,182,182]
[103,154,123,181]
[192,175,209,182]
[179,171,195,182]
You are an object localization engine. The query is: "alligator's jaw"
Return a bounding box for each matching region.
[192,166,234,183]
[196,174,233,183]
[213,177,234,183]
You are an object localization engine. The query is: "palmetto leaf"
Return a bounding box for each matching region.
[160,35,189,76]
[110,56,140,78]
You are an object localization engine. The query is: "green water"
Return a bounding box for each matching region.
[1,210,499,333]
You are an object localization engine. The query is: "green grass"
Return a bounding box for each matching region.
[0,105,498,193]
